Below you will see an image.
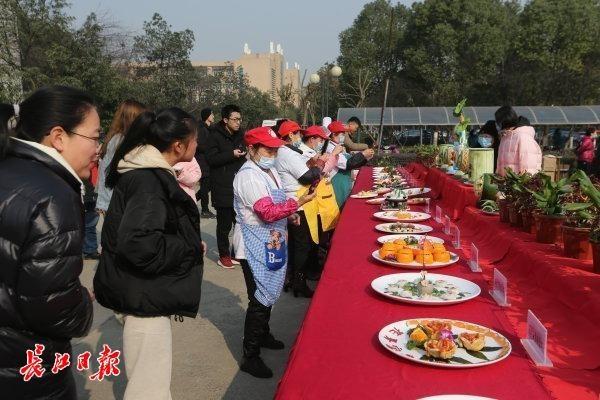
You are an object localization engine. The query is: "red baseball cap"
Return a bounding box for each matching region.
[327,120,349,134]
[303,125,329,139]
[278,120,305,137]
[244,126,285,147]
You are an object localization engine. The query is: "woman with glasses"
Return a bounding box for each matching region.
[0,86,97,399]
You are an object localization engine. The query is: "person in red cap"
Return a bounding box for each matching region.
[326,120,375,207]
[274,121,339,297]
[232,126,316,378]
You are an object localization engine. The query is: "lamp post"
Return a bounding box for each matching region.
[314,65,342,121]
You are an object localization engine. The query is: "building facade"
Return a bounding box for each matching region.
[192,42,301,107]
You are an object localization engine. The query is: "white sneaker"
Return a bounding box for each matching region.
[230,258,241,266]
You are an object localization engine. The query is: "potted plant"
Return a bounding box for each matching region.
[506,170,530,227]
[492,169,519,224]
[527,175,571,244]
[564,170,600,267]
[518,173,545,234]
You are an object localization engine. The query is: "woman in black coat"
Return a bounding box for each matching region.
[94,108,203,400]
[0,86,97,399]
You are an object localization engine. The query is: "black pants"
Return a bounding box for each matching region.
[287,211,318,278]
[197,176,211,212]
[241,259,272,358]
[216,207,236,257]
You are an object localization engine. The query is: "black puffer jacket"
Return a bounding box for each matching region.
[94,168,203,317]
[195,120,211,177]
[206,122,246,207]
[0,139,93,399]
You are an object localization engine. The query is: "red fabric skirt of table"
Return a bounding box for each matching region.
[276,167,597,400]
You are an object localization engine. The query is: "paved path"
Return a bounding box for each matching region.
[74,214,311,399]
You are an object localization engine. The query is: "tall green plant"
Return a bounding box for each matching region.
[527,174,571,216]
[565,170,600,239]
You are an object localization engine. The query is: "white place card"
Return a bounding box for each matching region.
[489,268,510,307]
[443,215,451,235]
[424,198,430,214]
[468,242,481,272]
[451,224,461,249]
[521,310,553,367]
[435,205,442,223]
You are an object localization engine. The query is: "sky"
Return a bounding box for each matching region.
[69,0,415,77]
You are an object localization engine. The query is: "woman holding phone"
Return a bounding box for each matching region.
[274,121,338,297]
[233,126,315,378]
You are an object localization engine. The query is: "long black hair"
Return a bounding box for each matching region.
[106,107,197,188]
[0,86,95,160]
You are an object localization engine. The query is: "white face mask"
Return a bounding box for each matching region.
[337,134,345,145]
[256,156,275,170]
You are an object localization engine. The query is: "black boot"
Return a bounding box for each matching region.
[292,272,314,298]
[241,300,273,378]
[260,332,284,350]
[240,356,273,378]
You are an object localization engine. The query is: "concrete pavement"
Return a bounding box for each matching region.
[73,212,313,400]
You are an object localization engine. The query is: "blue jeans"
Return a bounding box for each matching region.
[83,206,99,255]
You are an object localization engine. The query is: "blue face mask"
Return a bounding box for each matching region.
[478,136,493,148]
[292,139,302,148]
[257,156,275,170]
[315,141,324,153]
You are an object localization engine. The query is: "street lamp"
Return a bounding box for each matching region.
[317,65,342,120]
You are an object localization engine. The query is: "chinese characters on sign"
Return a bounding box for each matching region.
[19,344,121,382]
[521,310,553,367]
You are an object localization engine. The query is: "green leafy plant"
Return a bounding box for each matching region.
[526,174,572,216]
[481,200,499,213]
[564,170,600,239]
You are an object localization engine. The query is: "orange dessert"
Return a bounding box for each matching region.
[395,248,414,263]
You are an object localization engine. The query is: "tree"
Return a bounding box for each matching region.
[512,0,600,105]
[400,0,516,105]
[132,13,197,110]
[337,0,409,107]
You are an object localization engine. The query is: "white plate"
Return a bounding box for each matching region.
[374,211,431,222]
[372,250,459,269]
[377,234,444,245]
[375,222,433,234]
[366,197,386,205]
[378,318,512,368]
[376,187,392,195]
[408,197,427,204]
[350,192,378,199]
[371,273,480,305]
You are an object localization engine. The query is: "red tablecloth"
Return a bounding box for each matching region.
[411,163,478,220]
[276,168,553,400]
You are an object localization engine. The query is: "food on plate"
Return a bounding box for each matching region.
[415,251,434,265]
[425,338,457,359]
[388,188,408,200]
[356,190,376,197]
[384,271,470,301]
[422,320,453,338]
[432,242,446,252]
[379,242,397,260]
[395,248,414,263]
[407,197,427,205]
[378,239,449,265]
[395,211,413,220]
[409,327,428,345]
[433,250,451,262]
[387,223,420,233]
[458,332,486,351]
